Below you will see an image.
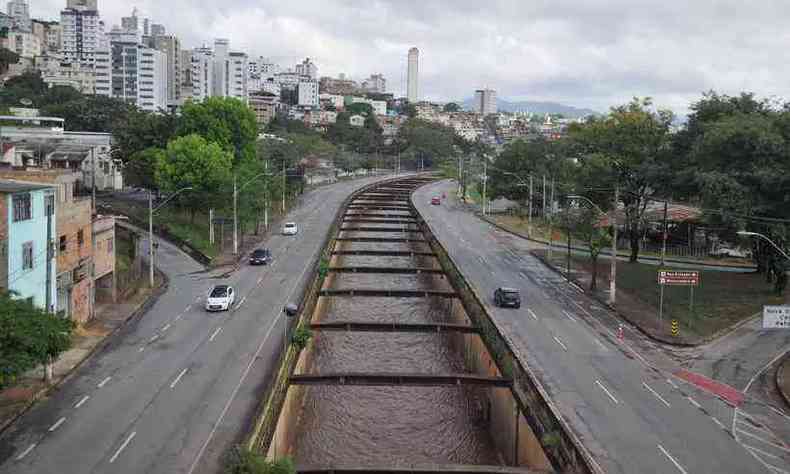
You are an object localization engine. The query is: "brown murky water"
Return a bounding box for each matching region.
[293,203,501,467]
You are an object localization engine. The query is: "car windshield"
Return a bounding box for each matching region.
[210,287,228,298]
[253,250,269,257]
[285,223,295,228]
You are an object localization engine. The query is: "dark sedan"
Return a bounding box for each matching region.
[494,287,521,308]
[249,248,273,265]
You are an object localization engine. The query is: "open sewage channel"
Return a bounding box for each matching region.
[265,177,552,473]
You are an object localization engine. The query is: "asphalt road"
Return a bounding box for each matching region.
[415,181,777,474]
[0,174,397,474]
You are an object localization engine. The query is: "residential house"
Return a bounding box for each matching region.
[0,180,57,311]
[349,115,365,127]
[93,214,116,303]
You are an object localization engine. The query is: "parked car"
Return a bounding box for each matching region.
[205,285,235,312]
[710,244,751,259]
[249,248,272,265]
[494,287,521,308]
[283,222,298,235]
[431,196,441,205]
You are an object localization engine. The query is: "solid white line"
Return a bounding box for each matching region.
[15,443,36,460]
[97,376,111,388]
[571,282,584,293]
[553,336,568,351]
[768,406,790,421]
[766,463,790,474]
[170,368,188,389]
[744,347,790,393]
[593,338,608,351]
[184,304,191,312]
[74,395,90,409]
[642,382,671,407]
[737,419,778,437]
[237,296,247,308]
[596,380,619,404]
[687,397,702,409]
[658,444,689,474]
[744,443,783,460]
[563,310,577,322]
[713,418,726,429]
[667,378,679,389]
[161,323,171,332]
[209,327,222,342]
[48,417,66,432]
[109,431,136,464]
[737,429,790,452]
[527,309,538,321]
[188,222,323,474]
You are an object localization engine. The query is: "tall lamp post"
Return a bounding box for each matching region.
[567,194,617,306]
[149,186,193,287]
[738,231,790,262]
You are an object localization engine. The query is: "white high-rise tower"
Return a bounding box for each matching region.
[407,47,419,102]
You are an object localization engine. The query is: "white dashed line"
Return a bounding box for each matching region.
[109,431,136,464]
[161,323,171,332]
[170,368,188,389]
[563,310,577,322]
[642,382,670,407]
[571,282,584,293]
[713,418,726,429]
[687,397,702,409]
[209,327,222,342]
[184,304,191,312]
[553,336,568,351]
[97,376,111,388]
[596,380,619,404]
[593,338,608,351]
[527,309,538,321]
[174,314,183,322]
[48,417,66,432]
[148,334,159,343]
[658,444,689,474]
[74,395,90,409]
[138,346,145,352]
[667,378,679,389]
[15,443,36,460]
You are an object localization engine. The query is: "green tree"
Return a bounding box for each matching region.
[113,109,179,164]
[443,102,461,113]
[569,97,673,262]
[346,102,373,116]
[0,71,48,107]
[126,147,165,189]
[395,119,459,169]
[41,95,136,132]
[155,134,233,222]
[0,47,19,74]
[225,446,295,474]
[177,97,258,167]
[0,292,74,388]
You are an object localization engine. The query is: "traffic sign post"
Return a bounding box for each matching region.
[762,306,790,329]
[671,320,679,337]
[658,271,701,334]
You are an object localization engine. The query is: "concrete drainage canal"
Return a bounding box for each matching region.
[248,176,557,473]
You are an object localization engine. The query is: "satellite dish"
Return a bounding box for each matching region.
[20,98,32,106]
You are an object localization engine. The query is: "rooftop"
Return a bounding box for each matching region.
[0,179,55,193]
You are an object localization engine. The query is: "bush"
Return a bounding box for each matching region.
[225,446,295,474]
[290,327,312,350]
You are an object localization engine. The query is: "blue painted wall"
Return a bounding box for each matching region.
[6,188,57,310]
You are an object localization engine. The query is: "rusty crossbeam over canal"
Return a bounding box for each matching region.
[310,321,478,334]
[343,218,418,224]
[340,226,422,233]
[331,250,436,257]
[328,266,444,275]
[335,237,427,243]
[289,373,512,388]
[297,465,544,473]
[319,289,457,298]
[344,213,417,219]
[346,206,413,211]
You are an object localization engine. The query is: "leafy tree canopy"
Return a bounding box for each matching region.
[177,97,258,167]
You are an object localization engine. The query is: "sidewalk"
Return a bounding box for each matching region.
[0,273,166,434]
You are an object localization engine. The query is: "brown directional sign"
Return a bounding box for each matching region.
[658,270,700,286]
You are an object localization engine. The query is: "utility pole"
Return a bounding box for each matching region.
[90,148,96,319]
[148,190,155,288]
[282,159,286,214]
[528,175,533,236]
[482,160,487,216]
[209,209,214,244]
[233,174,238,255]
[660,200,669,267]
[264,161,269,230]
[542,175,547,218]
[609,185,619,306]
[547,177,555,260]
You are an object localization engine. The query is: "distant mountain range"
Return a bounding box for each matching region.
[460,98,599,118]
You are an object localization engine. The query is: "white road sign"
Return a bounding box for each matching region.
[763,305,790,329]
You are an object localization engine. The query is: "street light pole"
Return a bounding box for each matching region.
[233,174,238,255]
[738,231,790,261]
[149,190,154,288]
[482,160,487,216]
[567,192,617,306]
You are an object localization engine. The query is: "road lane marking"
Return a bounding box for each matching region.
[184,304,191,312]
[687,396,702,409]
[138,346,145,352]
[737,429,790,452]
[97,376,111,388]
[15,443,36,461]
[738,419,781,437]
[209,327,222,342]
[658,444,689,474]
[148,334,159,343]
[527,309,538,321]
[48,417,66,432]
[571,282,584,293]
[642,382,670,407]
[595,380,619,404]
[74,395,90,409]
[743,443,783,460]
[236,296,247,309]
[713,418,726,429]
[593,338,608,351]
[175,314,183,322]
[161,323,171,332]
[553,336,568,351]
[667,378,679,389]
[109,431,136,464]
[563,310,577,322]
[170,368,188,389]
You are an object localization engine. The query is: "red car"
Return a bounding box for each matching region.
[431,196,441,205]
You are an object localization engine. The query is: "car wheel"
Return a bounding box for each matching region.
[515,304,521,309]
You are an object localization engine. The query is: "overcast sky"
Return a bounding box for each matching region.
[28,0,790,115]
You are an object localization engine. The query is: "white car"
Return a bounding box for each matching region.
[282,222,298,236]
[205,285,235,312]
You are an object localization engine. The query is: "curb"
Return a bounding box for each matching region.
[777,354,790,410]
[0,270,170,437]
[478,213,756,271]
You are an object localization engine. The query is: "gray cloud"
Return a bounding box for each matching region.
[28,0,790,114]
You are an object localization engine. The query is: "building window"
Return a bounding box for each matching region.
[107,238,113,253]
[59,235,67,252]
[12,193,32,222]
[45,195,55,217]
[22,242,33,270]
[77,229,84,247]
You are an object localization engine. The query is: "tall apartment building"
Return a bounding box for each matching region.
[297,80,319,108]
[407,47,419,102]
[295,57,317,80]
[474,88,497,115]
[209,39,247,101]
[32,20,62,53]
[190,46,214,102]
[7,0,30,31]
[1,30,41,58]
[211,38,229,98]
[178,48,193,102]
[61,0,104,64]
[151,35,181,106]
[95,28,167,112]
[362,73,386,94]
[149,23,165,37]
